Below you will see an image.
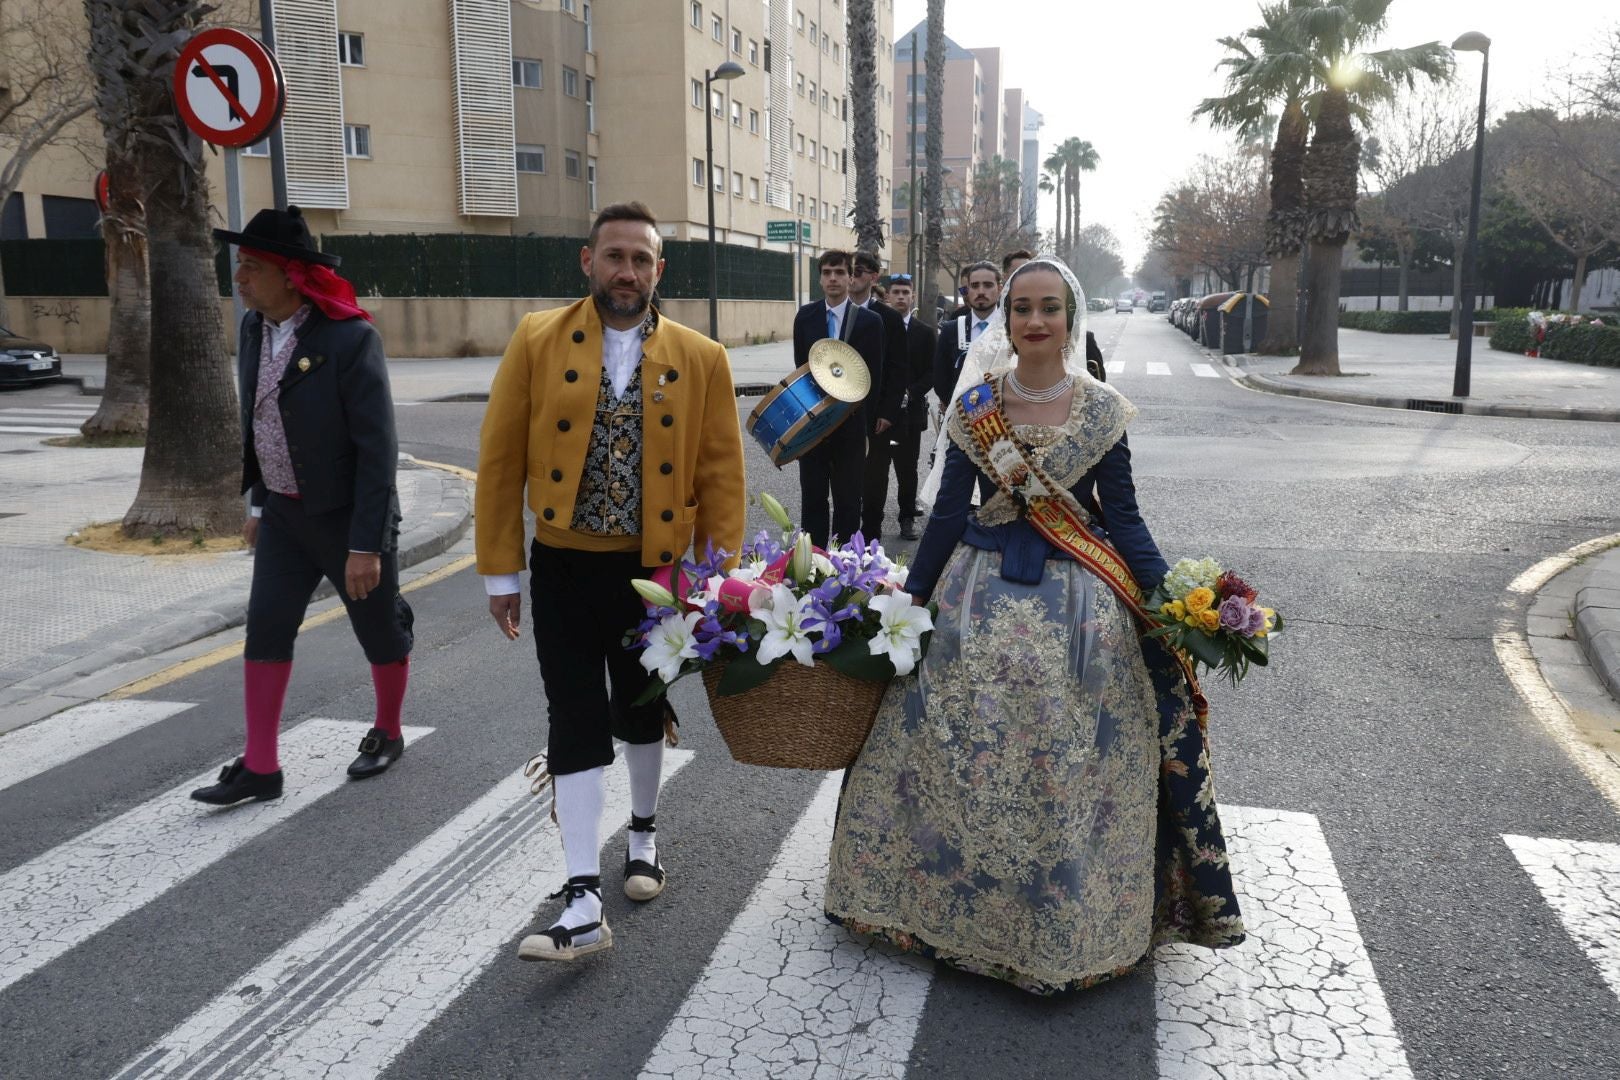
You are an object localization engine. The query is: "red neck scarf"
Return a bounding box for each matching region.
[244,247,372,322]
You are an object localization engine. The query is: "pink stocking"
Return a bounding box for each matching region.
[370,657,410,739]
[243,660,293,774]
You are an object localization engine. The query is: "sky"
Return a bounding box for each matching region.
[889,0,1617,270]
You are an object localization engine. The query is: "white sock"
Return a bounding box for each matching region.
[622,740,662,865]
[551,768,605,938]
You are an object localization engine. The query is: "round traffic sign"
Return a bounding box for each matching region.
[94,170,110,214]
[172,28,286,148]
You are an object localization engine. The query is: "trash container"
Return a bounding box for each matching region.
[1218,293,1270,354]
[1198,292,1234,346]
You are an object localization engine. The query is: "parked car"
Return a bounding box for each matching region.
[1147,293,1169,313]
[0,327,62,386]
[1087,297,1110,312]
[1115,295,1134,313]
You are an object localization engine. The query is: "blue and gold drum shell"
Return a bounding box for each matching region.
[746,340,870,467]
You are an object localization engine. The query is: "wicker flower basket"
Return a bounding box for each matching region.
[700,659,889,770]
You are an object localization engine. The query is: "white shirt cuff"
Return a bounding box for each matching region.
[250,506,263,518]
[483,573,521,596]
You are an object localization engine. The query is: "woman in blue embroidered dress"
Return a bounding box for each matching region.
[824,259,1245,994]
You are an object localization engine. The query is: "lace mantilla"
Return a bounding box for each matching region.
[948,371,1138,527]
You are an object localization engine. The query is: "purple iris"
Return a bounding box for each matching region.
[684,540,733,583]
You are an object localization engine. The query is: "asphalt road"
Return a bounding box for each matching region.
[3,310,1619,1079]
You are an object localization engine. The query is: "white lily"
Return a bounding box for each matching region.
[759,492,794,530]
[883,563,911,589]
[753,582,817,667]
[630,578,677,609]
[811,552,836,579]
[867,591,933,676]
[790,531,813,583]
[732,557,769,582]
[640,610,704,684]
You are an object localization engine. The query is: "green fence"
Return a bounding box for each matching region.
[1,234,793,302]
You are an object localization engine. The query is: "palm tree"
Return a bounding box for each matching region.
[1062,138,1100,242]
[1288,1,1452,374]
[90,0,242,536]
[1040,156,1065,254]
[847,0,883,254]
[1196,1,1317,356]
[922,0,946,320]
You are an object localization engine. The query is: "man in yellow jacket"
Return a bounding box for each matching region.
[476,202,745,962]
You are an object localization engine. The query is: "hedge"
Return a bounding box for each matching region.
[1338,309,1453,333]
[1488,309,1620,366]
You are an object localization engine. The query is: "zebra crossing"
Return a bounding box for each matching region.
[1103,359,1224,380]
[0,399,97,437]
[2,697,1618,1078]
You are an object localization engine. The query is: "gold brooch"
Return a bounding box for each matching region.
[297,357,311,372]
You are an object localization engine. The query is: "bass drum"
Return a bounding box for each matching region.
[746,339,870,467]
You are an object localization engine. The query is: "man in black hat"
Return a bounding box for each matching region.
[191,206,415,806]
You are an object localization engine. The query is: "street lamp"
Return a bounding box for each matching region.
[705,60,746,341]
[1452,30,1490,398]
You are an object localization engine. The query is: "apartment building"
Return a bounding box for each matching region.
[2,0,894,267]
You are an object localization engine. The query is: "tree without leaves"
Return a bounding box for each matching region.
[939,156,1036,282]
[1069,223,1126,303]
[847,0,883,255]
[1501,113,1620,312]
[1149,148,1270,295]
[89,0,241,537]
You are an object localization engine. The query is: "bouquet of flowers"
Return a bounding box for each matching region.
[1146,557,1282,686]
[627,493,935,702]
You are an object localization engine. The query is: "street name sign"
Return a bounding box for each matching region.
[766,220,797,243]
[172,27,286,148]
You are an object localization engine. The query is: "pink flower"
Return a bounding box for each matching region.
[1218,595,1266,637]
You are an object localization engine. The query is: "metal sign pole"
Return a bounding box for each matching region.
[225,145,245,331]
[259,0,289,208]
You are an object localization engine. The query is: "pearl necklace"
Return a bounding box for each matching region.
[1005,369,1073,404]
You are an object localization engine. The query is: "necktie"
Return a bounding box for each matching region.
[827,308,839,339]
[975,319,988,340]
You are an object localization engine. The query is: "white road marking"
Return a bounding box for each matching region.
[640,771,934,1080]
[0,700,195,795]
[1146,362,1172,376]
[116,749,692,1080]
[0,719,433,995]
[1190,363,1221,378]
[1504,834,1620,1003]
[1106,360,1125,375]
[0,425,81,435]
[0,411,94,422]
[1156,805,1413,1079]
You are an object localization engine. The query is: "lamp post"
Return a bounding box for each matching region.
[705,61,746,341]
[1452,31,1490,398]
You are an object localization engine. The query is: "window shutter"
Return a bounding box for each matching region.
[449,0,518,216]
[763,4,791,209]
[272,0,349,209]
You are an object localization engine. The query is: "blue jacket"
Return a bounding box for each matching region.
[904,435,1169,601]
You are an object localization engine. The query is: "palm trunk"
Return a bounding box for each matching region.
[121,129,240,538]
[922,1,945,321]
[1257,250,1298,355]
[82,148,149,439]
[1296,241,1342,371]
[848,0,881,255]
[1571,253,1587,312]
[1259,100,1307,355]
[1293,88,1357,376]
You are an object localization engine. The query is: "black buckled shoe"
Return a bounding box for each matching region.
[518,876,613,962]
[898,518,920,541]
[624,813,666,902]
[190,758,283,806]
[347,727,405,779]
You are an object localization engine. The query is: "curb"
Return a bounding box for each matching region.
[432,382,776,403]
[0,462,471,717]
[1224,361,1620,423]
[1574,550,1620,702]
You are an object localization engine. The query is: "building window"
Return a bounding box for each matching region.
[585,78,595,131]
[808,138,816,159]
[796,133,805,154]
[711,14,722,41]
[821,89,829,111]
[822,32,830,54]
[732,28,742,54]
[808,197,817,216]
[338,31,364,66]
[796,194,805,214]
[748,109,759,134]
[712,163,724,191]
[562,66,580,97]
[243,140,269,157]
[833,42,840,65]
[711,89,723,118]
[796,73,805,95]
[749,177,759,201]
[343,124,370,157]
[732,171,742,196]
[565,150,582,179]
[796,10,805,33]
[763,39,772,72]
[691,78,703,108]
[516,143,546,173]
[808,79,816,101]
[562,0,575,10]
[693,158,704,186]
[730,100,741,126]
[583,3,593,51]
[513,58,542,89]
[748,39,759,65]
[809,20,816,42]
[691,2,702,28]
[587,157,598,209]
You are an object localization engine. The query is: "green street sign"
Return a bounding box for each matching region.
[766,220,797,243]
[800,221,812,242]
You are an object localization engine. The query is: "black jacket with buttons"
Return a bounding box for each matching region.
[238,307,400,553]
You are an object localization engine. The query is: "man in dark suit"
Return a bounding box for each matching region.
[932,260,1002,413]
[792,250,897,548]
[848,251,910,542]
[192,206,414,805]
[864,273,937,540]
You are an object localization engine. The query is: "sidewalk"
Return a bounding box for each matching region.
[0,433,471,732]
[1219,328,1620,422]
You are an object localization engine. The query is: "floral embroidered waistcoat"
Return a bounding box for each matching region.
[570,362,643,536]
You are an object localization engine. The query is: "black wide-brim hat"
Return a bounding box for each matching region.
[213,205,340,268]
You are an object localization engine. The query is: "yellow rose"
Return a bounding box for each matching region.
[1184,615,1201,629]
[1258,607,1276,638]
[1197,608,1221,632]
[1165,599,1188,620]
[1185,587,1216,615]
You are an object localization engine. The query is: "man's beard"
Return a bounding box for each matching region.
[592,279,650,320]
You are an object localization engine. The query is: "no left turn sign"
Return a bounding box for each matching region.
[173,27,286,148]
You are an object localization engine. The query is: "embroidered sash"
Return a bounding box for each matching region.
[954,380,1209,721]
